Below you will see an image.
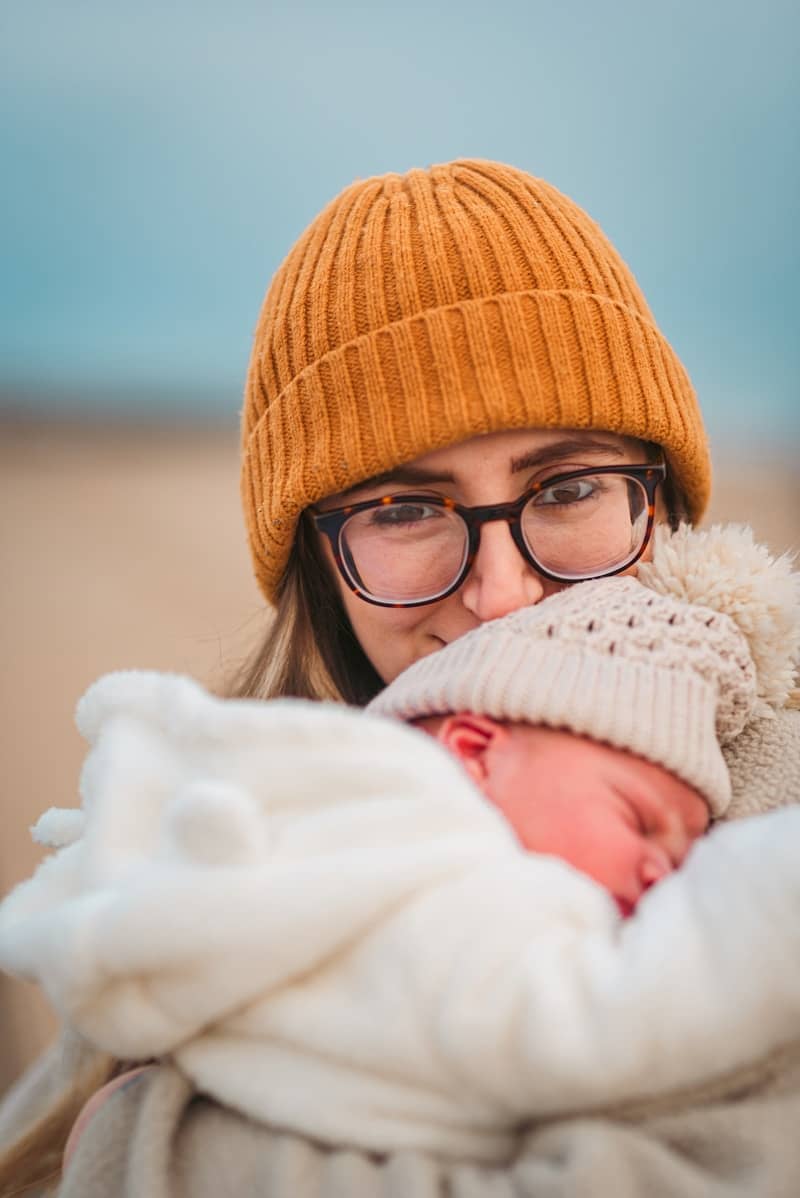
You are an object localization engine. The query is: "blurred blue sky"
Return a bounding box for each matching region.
[1,0,797,449]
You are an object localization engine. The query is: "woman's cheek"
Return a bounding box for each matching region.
[344,595,440,682]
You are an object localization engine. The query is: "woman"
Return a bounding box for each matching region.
[234,157,703,704]
[3,159,798,1196]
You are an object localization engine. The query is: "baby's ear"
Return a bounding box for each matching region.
[435,713,502,787]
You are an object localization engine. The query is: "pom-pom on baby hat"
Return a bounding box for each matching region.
[369,525,800,817]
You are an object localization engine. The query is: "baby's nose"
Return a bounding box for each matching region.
[639,851,673,891]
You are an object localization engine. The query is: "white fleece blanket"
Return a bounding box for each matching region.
[1,671,800,1164]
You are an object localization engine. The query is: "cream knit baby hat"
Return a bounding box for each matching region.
[369,525,800,817]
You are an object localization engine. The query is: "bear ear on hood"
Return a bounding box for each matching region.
[163,780,268,866]
[639,524,800,712]
[74,670,208,745]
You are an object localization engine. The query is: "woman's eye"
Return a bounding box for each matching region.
[370,503,439,526]
[534,478,596,506]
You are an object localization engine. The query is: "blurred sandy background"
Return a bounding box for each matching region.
[1,417,798,1094]
[0,420,261,1095]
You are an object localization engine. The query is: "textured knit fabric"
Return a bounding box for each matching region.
[60,1058,800,1198]
[369,524,800,817]
[3,675,800,1164]
[241,159,711,601]
[725,706,800,819]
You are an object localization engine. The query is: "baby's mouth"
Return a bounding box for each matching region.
[615,896,635,919]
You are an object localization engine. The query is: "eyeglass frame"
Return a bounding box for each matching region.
[311,460,667,608]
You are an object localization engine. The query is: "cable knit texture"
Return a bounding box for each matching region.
[241,159,711,601]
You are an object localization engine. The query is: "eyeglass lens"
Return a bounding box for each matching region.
[520,472,649,580]
[338,473,651,604]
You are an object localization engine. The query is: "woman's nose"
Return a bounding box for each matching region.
[459,521,553,622]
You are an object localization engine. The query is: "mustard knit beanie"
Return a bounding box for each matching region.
[242,159,711,603]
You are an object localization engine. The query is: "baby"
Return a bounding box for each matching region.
[1,525,799,1169]
[368,521,772,920]
[415,716,708,919]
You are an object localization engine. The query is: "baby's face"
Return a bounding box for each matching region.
[481,725,710,916]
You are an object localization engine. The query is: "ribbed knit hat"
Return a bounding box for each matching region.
[368,525,800,817]
[242,159,711,602]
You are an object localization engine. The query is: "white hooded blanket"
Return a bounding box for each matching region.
[1,670,800,1164]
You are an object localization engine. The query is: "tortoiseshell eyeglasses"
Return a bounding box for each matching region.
[312,461,666,608]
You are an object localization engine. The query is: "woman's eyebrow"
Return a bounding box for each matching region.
[509,438,626,475]
[338,437,627,497]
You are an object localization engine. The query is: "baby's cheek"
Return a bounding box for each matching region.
[514,806,605,865]
[483,794,535,847]
[563,827,646,898]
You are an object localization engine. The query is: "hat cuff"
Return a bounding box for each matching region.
[243,288,708,602]
[369,638,731,816]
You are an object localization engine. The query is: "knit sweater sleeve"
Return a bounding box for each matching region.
[431,806,800,1117]
[57,1058,800,1198]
